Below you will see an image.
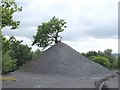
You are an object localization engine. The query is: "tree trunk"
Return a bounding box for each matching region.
[54,31,59,44]
[55,37,58,43]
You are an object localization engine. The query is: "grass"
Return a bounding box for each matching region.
[0,76,17,81]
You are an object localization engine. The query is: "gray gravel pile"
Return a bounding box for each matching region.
[19,42,111,77]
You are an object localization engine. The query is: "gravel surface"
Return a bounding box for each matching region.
[2,72,118,88]
[2,42,118,88]
[2,72,96,88]
[18,42,111,77]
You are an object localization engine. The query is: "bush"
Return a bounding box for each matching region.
[89,56,110,68]
[31,49,42,60]
[110,59,118,69]
[82,49,118,69]
[2,51,17,74]
[3,36,33,69]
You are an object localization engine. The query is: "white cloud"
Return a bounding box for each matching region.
[3,0,119,53]
[5,36,118,53]
[63,37,118,53]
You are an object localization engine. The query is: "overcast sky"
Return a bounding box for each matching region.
[3,0,118,53]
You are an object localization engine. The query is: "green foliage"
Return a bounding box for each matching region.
[2,50,16,74]
[0,0,23,74]
[103,49,116,64]
[0,0,22,29]
[2,36,33,74]
[2,36,11,54]
[118,55,120,69]
[7,36,32,68]
[83,51,98,57]
[113,55,120,69]
[89,56,110,68]
[32,16,67,49]
[110,59,119,69]
[14,44,32,67]
[31,49,42,59]
[82,49,118,69]
[34,49,41,57]
[0,30,2,73]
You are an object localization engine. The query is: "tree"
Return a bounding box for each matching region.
[82,49,118,69]
[2,36,33,73]
[2,50,16,74]
[118,55,120,69]
[2,37,17,74]
[0,0,22,30]
[104,49,115,64]
[0,0,22,74]
[32,16,67,49]
[89,56,110,68]
[83,51,98,57]
[31,49,42,60]
[34,49,41,58]
[8,36,32,68]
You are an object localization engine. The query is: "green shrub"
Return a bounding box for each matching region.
[89,56,110,68]
[2,51,17,74]
[110,59,118,69]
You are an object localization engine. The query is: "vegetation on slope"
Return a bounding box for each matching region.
[81,49,119,69]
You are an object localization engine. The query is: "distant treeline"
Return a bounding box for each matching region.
[81,50,119,69]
